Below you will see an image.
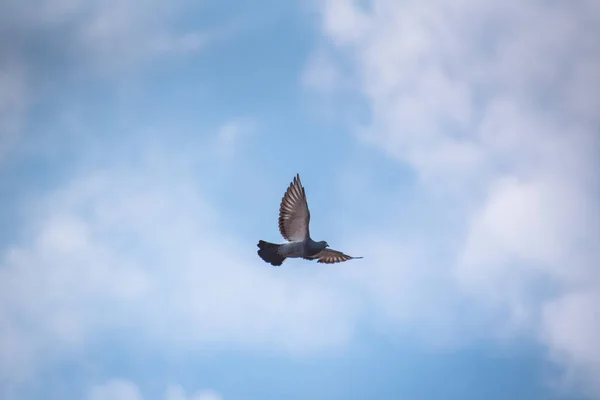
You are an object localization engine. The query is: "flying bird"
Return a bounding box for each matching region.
[257,173,363,266]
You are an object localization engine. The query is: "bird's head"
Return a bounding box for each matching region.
[319,240,329,248]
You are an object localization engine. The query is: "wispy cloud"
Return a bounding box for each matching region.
[213,118,257,160]
[309,0,600,395]
[87,380,143,400]
[3,0,207,71]
[87,379,222,400]
[0,0,214,163]
[165,385,223,400]
[0,153,357,383]
[2,0,598,398]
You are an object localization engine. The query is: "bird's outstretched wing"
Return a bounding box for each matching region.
[303,249,363,264]
[278,173,311,242]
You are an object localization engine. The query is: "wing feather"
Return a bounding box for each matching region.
[278,174,310,241]
[303,248,363,264]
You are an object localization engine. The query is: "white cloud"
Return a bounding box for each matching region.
[0,0,209,164]
[313,0,599,183]
[1,0,598,396]
[87,380,222,400]
[310,0,600,394]
[213,119,256,160]
[74,0,206,72]
[165,385,222,400]
[87,380,143,400]
[3,0,206,71]
[0,156,357,382]
[461,176,595,282]
[542,291,600,396]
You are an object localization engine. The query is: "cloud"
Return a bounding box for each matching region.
[165,385,223,400]
[542,291,600,396]
[213,119,256,160]
[73,0,207,72]
[87,380,222,400]
[0,0,210,163]
[87,380,143,400]
[2,0,206,72]
[1,0,598,397]
[0,0,358,386]
[309,0,600,394]
[0,152,358,383]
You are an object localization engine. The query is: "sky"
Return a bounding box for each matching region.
[0,0,599,399]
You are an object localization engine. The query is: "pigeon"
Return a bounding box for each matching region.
[257,173,363,266]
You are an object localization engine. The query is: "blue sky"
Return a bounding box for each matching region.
[1,0,599,399]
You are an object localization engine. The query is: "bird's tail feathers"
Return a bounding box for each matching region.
[257,240,286,266]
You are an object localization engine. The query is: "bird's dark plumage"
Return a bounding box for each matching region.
[257,240,285,266]
[257,173,362,266]
[303,249,363,264]
[278,174,310,242]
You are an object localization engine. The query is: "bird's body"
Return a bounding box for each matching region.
[257,174,362,266]
[280,239,326,258]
